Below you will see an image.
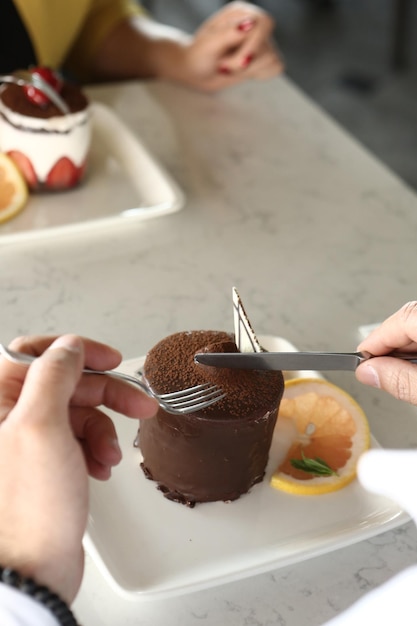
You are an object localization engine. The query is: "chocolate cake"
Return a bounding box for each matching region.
[138,330,284,506]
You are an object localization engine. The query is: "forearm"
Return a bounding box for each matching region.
[89,16,192,83]
[87,4,284,92]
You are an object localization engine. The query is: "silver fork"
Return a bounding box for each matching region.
[0,70,70,115]
[0,344,225,415]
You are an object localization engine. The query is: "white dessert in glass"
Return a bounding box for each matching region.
[0,68,91,192]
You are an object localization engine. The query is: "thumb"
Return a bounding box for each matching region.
[355,357,417,405]
[13,335,84,426]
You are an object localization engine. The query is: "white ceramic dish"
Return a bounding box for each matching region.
[0,103,185,243]
[84,335,409,600]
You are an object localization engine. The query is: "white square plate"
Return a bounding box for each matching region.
[0,103,184,243]
[84,335,408,600]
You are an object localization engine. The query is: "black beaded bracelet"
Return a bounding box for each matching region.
[0,566,79,626]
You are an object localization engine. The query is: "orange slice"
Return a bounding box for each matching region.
[0,153,28,224]
[271,378,370,495]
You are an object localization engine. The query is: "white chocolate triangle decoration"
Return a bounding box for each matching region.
[232,287,262,353]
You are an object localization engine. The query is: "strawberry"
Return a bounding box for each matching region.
[46,157,80,190]
[7,150,38,190]
[23,67,63,108]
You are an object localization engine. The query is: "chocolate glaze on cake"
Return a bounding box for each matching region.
[138,330,284,506]
[0,82,88,119]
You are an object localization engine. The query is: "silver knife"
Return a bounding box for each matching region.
[194,351,417,371]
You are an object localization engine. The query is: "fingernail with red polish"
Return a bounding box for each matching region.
[238,18,255,32]
[242,54,253,68]
[218,66,231,75]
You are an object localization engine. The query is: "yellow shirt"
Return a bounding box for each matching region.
[13,0,144,78]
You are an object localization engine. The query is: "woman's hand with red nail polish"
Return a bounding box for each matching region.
[238,17,255,32]
[161,1,284,92]
[241,53,253,68]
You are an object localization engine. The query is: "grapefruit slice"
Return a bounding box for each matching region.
[271,378,370,495]
[0,153,28,223]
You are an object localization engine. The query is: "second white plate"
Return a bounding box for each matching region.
[84,335,408,600]
[0,103,185,243]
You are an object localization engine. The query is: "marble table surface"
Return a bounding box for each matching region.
[1,75,417,625]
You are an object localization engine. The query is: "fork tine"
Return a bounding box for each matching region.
[165,387,225,408]
[191,393,227,412]
[158,382,216,400]
[150,380,226,415]
[164,391,227,414]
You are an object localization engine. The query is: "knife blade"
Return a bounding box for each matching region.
[194,350,417,371]
[194,351,417,373]
[194,351,364,371]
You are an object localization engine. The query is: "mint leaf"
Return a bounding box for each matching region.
[291,452,338,477]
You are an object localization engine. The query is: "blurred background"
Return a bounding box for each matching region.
[141,0,417,191]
